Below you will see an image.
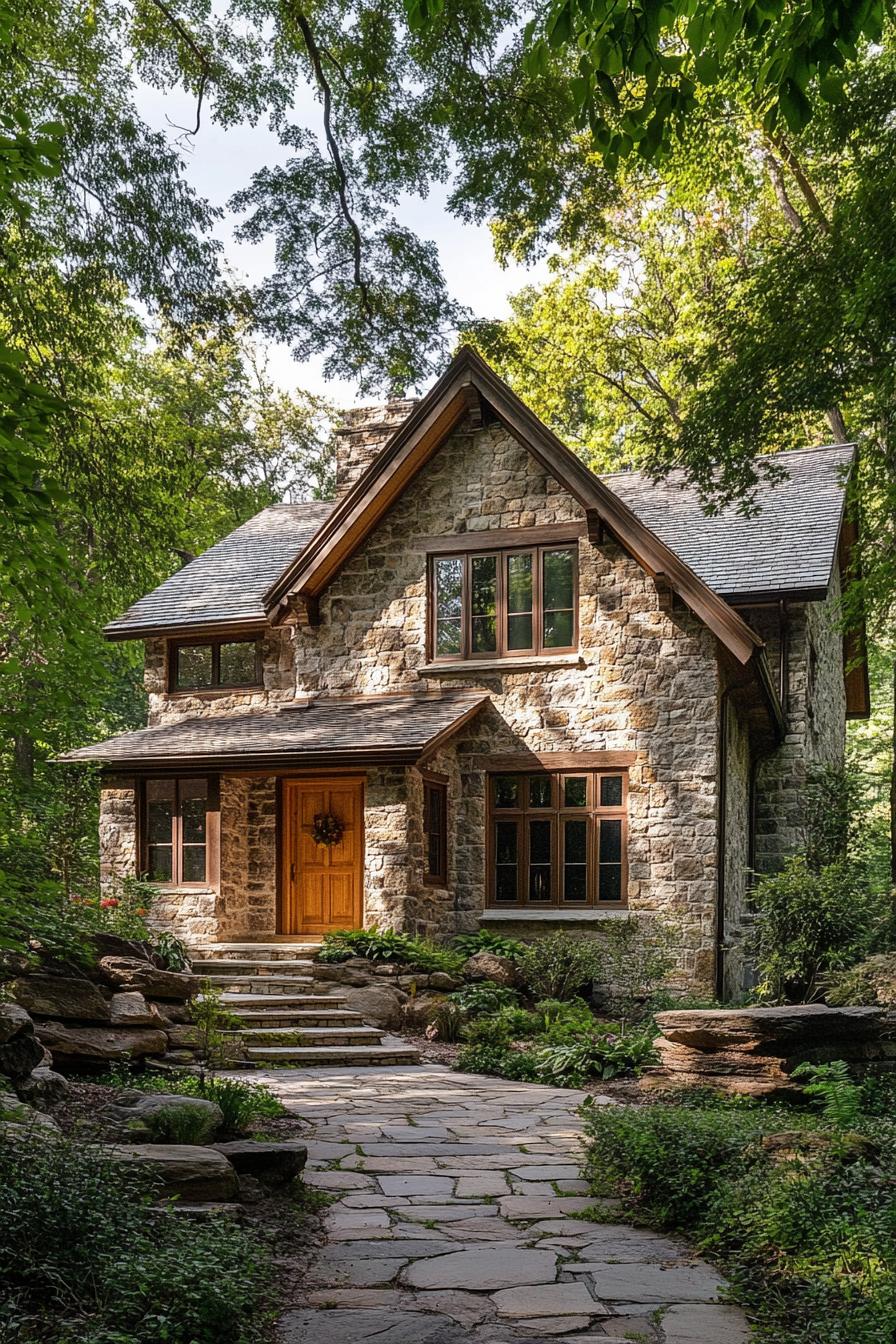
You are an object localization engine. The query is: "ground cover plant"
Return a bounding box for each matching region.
[316,926,464,976]
[0,1131,272,1344]
[98,1065,285,1135]
[582,1071,896,1343]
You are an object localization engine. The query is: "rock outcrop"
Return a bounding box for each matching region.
[34,1021,169,1067]
[646,1004,896,1097]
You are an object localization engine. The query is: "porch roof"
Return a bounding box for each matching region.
[61,691,490,770]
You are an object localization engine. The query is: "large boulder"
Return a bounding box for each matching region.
[461,952,518,987]
[105,1143,240,1201]
[331,983,407,1029]
[0,1086,59,1130]
[34,1021,168,1067]
[312,963,374,987]
[401,992,448,1031]
[105,1090,224,1143]
[15,1065,69,1111]
[109,991,156,1027]
[11,974,111,1022]
[0,1003,44,1081]
[212,1139,307,1185]
[90,932,157,963]
[97,957,200,1002]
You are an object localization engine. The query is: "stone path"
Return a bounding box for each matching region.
[256,1065,751,1344]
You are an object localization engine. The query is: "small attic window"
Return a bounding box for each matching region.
[170,638,262,692]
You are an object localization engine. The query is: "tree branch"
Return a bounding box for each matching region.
[763,146,806,234]
[769,133,831,233]
[290,7,371,315]
[146,0,212,136]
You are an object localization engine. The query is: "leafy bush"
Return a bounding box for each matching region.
[582,1087,896,1344]
[450,930,524,959]
[791,1060,864,1127]
[145,1102,221,1145]
[534,996,598,1041]
[495,1005,542,1037]
[448,980,519,1015]
[99,1067,284,1133]
[461,1016,513,1048]
[515,931,602,1000]
[597,916,676,1021]
[425,1000,467,1041]
[751,855,889,1001]
[536,1023,658,1085]
[154,929,191,971]
[456,1042,541,1081]
[317,926,464,975]
[0,1131,271,1342]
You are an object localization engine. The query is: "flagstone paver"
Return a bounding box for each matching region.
[250,1064,751,1344]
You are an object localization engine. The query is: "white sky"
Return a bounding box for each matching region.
[134,79,547,408]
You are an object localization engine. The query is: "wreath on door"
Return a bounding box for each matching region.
[311,812,344,846]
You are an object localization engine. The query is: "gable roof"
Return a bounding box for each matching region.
[265,346,762,666]
[603,444,855,602]
[61,690,489,770]
[104,502,333,641]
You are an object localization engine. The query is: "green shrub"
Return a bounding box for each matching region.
[145,1102,221,1145]
[456,1042,541,1081]
[425,999,467,1041]
[99,1067,284,1133]
[451,930,524,959]
[751,855,888,1002]
[448,980,519,1015]
[154,929,191,971]
[461,1016,513,1048]
[0,1131,271,1342]
[582,1090,896,1344]
[317,926,464,975]
[598,916,676,1021]
[791,1060,864,1127]
[534,996,598,1041]
[536,1023,658,1085]
[515,931,602,1000]
[495,1005,542,1037]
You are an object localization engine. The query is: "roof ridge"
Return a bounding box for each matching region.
[599,441,856,481]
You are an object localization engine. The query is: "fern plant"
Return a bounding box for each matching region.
[792,1060,863,1127]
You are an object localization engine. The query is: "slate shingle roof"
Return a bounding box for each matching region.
[104,502,334,638]
[61,692,489,767]
[602,444,855,600]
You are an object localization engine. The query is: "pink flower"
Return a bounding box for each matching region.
[100,897,119,909]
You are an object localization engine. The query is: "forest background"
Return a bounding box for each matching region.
[3,0,895,895]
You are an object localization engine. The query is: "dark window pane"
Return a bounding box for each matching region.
[529,866,552,901]
[494,776,519,808]
[176,645,212,688]
[181,780,207,845]
[425,784,445,879]
[181,844,206,883]
[507,613,533,650]
[219,641,258,685]
[147,845,173,883]
[600,818,622,864]
[564,777,588,808]
[543,608,574,649]
[528,776,552,808]
[471,555,497,617]
[599,865,622,902]
[564,818,588,864]
[495,820,518,864]
[495,866,518,902]
[436,618,462,655]
[564,867,588,901]
[507,553,533,612]
[543,548,574,610]
[471,615,497,653]
[435,557,463,619]
[146,781,175,845]
[529,819,551,864]
[600,774,623,807]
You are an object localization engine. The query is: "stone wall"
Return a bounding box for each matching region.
[334,399,418,498]
[721,694,752,999]
[749,573,846,873]
[99,775,137,893]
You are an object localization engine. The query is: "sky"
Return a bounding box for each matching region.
[134,79,548,409]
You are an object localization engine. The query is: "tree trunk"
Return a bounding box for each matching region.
[891,659,896,891]
[13,733,34,786]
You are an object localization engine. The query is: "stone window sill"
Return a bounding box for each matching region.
[417,653,583,677]
[480,908,629,922]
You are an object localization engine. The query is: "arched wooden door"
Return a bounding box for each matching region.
[280,778,364,935]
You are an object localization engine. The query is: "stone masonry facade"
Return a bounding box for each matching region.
[98,418,847,994]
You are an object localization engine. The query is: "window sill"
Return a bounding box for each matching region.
[480,908,628,922]
[417,654,583,676]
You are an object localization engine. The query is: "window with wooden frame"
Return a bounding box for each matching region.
[487,770,627,908]
[422,774,448,886]
[169,638,263,692]
[430,543,578,662]
[141,778,219,886]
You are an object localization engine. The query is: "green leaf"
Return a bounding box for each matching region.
[694,51,719,83]
[779,77,812,132]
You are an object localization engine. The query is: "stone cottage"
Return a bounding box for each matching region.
[66,348,868,996]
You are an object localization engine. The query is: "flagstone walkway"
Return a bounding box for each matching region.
[257,1065,751,1344]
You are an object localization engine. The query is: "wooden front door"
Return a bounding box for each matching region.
[280,778,364,935]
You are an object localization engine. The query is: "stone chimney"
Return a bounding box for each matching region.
[334,399,418,497]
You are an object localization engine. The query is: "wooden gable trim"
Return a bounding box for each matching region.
[265,346,761,666]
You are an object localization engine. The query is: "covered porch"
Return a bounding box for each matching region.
[64,691,488,949]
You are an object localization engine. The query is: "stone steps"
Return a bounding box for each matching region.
[245,1043,421,1066]
[191,947,420,1069]
[225,1025,385,1046]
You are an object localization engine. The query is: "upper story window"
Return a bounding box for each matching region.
[169,638,262,692]
[430,544,578,661]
